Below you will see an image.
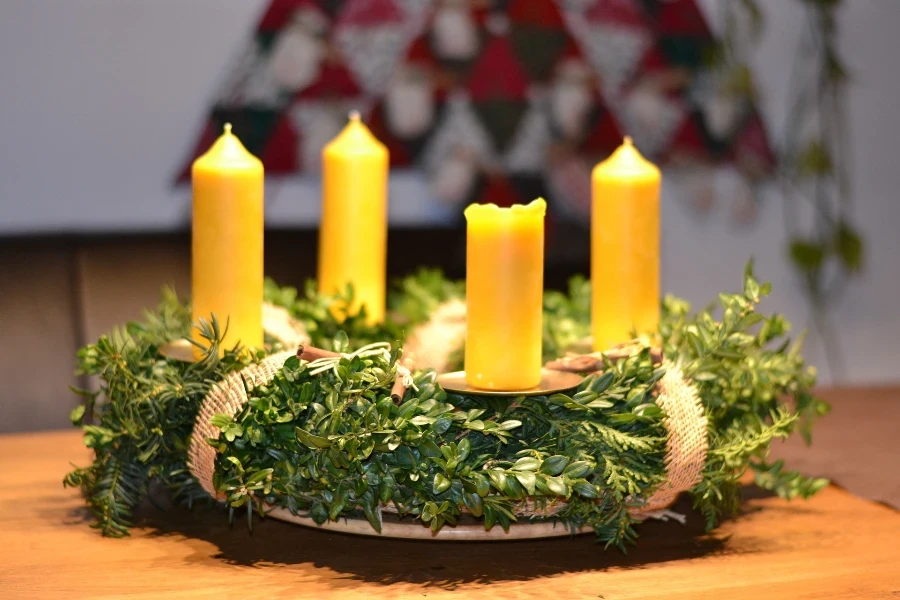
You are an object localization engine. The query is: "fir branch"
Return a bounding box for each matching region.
[750,458,829,500]
[65,303,253,536]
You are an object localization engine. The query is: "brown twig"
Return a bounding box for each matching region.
[296,344,343,361]
[545,343,663,374]
[391,356,415,404]
[545,354,604,373]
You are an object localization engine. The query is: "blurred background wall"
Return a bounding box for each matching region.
[1,0,899,432]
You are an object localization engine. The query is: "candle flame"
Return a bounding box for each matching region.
[223,123,233,135]
[348,110,361,122]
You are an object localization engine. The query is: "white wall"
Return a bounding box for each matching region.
[0,0,898,383]
[679,0,900,384]
[0,0,453,231]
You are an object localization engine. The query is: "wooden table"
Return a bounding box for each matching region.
[1,389,898,599]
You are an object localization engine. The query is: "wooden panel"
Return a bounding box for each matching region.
[0,427,897,599]
[0,242,79,432]
[76,238,191,344]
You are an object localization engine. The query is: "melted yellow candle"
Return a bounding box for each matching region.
[464,199,546,391]
[591,137,661,351]
[319,112,389,324]
[191,123,264,355]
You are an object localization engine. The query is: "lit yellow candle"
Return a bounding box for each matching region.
[191,123,264,354]
[464,199,546,391]
[319,111,389,324]
[591,137,661,351]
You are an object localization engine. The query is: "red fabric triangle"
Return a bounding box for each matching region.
[656,0,711,37]
[469,6,492,26]
[558,37,588,63]
[638,45,671,73]
[260,114,299,173]
[581,107,625,156]
[295,58,363,99]
[507,0,565,28]
[665,113,710,160]
[467,36,530,102]
[257,0,322,32]
[399,36,452,99]
[585,0,648,28]
[405,35,435,66]
[337,0,405,26]
[477,175,523,208]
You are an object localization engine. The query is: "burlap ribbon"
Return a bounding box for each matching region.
[187,350,708,519]
[188,350,296,499]
[631,362,708,518]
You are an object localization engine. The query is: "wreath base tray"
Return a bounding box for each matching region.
[267,507,587,540]
[266,505,687,541]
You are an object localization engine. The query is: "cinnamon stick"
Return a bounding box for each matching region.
[296,344,342,361]
[545,354,603,373]
[391,356,415,403]
[545,345,663,374]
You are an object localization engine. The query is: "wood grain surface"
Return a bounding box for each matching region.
[1,390,898,600]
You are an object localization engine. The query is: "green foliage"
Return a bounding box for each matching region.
[214,345,666,549]
[268,268,592,366]
[660,262,828,529]
[264,278,396,350]
[64,300,255,537]
[264,268,466,352]
[387,268,465,326]
[67,265,827,548]
[795,140,833,176]
[542,275,592,361]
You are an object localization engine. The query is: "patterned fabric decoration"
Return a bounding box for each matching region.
[179,0,776,223]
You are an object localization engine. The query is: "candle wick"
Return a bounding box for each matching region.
[623,135,633,146]
[348,110,361,122]
[223,123,233,135]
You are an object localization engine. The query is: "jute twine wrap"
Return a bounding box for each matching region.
[187,353,708,519]
[402,299,467,373]
[262,302,309,349]
[632,362,708,518]
[187,350,295,499]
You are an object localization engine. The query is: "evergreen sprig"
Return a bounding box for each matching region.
[660,262,829,528]
[64,313,254,536]
[66,266,828,546]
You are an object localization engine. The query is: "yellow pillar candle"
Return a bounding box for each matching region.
[191,123,264,354]
[464,198,546,391]
[591,137,661,351]
[319,111,389,324]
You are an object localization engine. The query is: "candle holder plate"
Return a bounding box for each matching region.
[159,338,196,362]
[436,369,583,397]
